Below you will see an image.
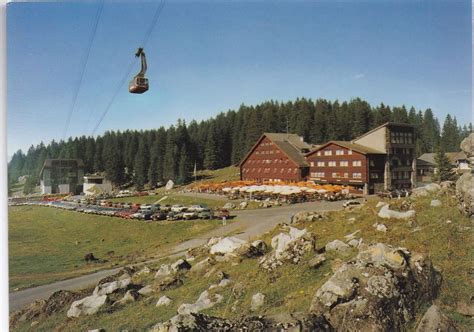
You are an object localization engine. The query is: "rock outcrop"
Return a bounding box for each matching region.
[378,204,415,220]
[209,237,247,255]
[416,305,458,332]
[456,133,473,217]
[310,243,442,331]
[151,312,333,332]
[67,294,109,318]
[259,226,315,271]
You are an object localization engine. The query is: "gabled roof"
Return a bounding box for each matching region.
[352,122,415,142]
[306,140,385,157]
[239,133,310,167]
[417,152,466,166]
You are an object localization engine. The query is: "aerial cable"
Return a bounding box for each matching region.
[90,0,166,136]
[62,0,105,140]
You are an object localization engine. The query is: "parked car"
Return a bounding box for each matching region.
[198,209,214,219]
[160,205,172,212]
[151,211,167,221]
[171,204,187,213]
[188,204,207,212]
[216,209,230,219]
[182,211,198,220]
[166,211,183,221]
[140,204,160,213]
[131,203,141,210]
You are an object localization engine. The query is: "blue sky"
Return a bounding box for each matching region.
[7,0,472,154]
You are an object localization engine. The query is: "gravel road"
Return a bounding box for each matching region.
[9,199,349,311]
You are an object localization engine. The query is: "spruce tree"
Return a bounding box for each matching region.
[203,123,219,170]
[133,136,149,189]
[434,148,454,182]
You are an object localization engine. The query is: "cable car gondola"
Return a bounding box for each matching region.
[129,47,149,94]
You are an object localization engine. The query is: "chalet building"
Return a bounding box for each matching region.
[240,123,416,194]
[305,141,386,193]
[306,123,416,194]
[239,133,312,182]
[417,151,470,182]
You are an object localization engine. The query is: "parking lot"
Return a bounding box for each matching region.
[9,198,231,222]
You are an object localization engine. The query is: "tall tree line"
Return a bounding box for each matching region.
[8,97,472,192]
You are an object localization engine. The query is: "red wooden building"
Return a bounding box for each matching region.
[305,141,385,194]
[239,123,416,194]
[239,133,312,182]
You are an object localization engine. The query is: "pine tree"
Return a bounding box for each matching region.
[177,144,192,184]
[163,126,177,181]
[434,148,454,182]
[133,136,149,189]
[203,123,219,170]
[421,109,440,153]
[440,114,460,152]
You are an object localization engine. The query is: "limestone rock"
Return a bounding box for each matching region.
[178,290,224,315]
[151,312,332,332]
[456,172,474,217]
[209,237,247,255]
[155,264,172,279]
[250,293,265,311]
[425,183,441,192]
[271,227,307,259]
[237,240,267,258]
[310,243,442,331]
[259,227,315,271]
[375,223,388,232]
[158,276,183,291]
[416,305,458,332]
[291,211,325,224]
[190,257,215,273]
[67,294,108,318]
[378,204,415,220]
[170,259,191,274]
[348,239,361,248]
[223,202,236,210]
[308,254,326,269]
[93,278,131,296]
[156,295,172,307]
[138,285,154,296]
[325,239,350,254]
[136,266,152,275]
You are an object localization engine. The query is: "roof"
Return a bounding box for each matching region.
[417,152,466,166]
[306,140,385,157]
[239,133,310,167]
[40,159,85,177]
[352,122,415,143]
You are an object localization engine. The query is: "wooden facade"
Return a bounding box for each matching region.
[305,142,385,194]
[239,123,417,193]
[239,134,310,182]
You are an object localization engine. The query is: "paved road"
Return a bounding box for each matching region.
[9,199,348,311]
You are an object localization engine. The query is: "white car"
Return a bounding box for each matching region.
[188,204,207,212]
[171,204,187,213]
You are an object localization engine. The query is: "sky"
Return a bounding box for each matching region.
[7,0,472,155]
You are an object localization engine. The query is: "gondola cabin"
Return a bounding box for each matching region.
[129,77,149,94]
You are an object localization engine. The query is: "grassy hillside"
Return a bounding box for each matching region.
[195,166,240,183]
[13,192,473,331]
[9,206,223,291]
